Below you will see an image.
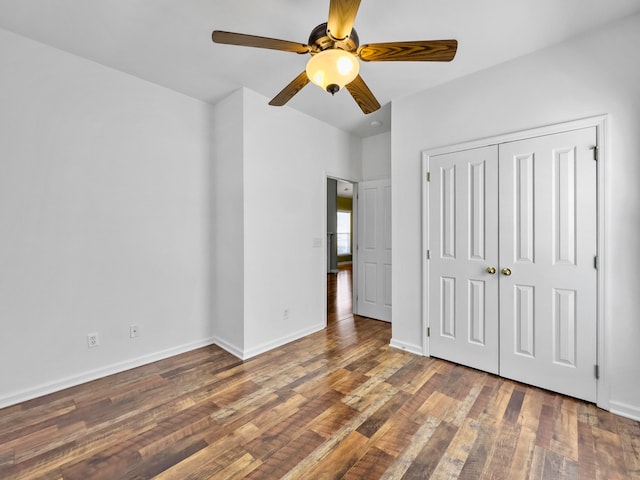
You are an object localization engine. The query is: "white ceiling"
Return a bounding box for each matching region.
[1,0,639,137]
[337,180,353,199]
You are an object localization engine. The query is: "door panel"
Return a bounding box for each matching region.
[428,146,499,374]
[357,179,392,321]
[498,127,597,402]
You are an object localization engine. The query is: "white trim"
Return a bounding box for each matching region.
[390,338,423,356]
[241,323,325,360]
[595,116,609,411]
[425,115,608,157]
[0,336,217,409]
[421,115,608,409]
[422,154,430,357]
[212,336,244,359]
[609,400,640,422]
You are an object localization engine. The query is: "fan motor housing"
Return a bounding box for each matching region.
[308,22,359,54]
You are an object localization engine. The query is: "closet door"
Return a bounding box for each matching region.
[428,146,499,374]
[498,127,597,402]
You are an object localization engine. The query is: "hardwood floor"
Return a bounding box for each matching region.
[1,266,639,479]
[327,263,353,324]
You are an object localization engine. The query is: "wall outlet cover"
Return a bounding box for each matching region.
[87,333,99,348]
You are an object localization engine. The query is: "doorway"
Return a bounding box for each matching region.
[327,178,356,324]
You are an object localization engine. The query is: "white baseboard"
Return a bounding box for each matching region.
[242,323,326,360]
[609,400,640,422]
[0,336,217,409]
[212,336,244,359]
[389,338,423,356]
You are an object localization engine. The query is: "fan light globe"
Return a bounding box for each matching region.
[306,49,359,95]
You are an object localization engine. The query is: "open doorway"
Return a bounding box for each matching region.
[327,178,356,324]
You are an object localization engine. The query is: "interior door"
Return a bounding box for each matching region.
[498,128,597,402]
[428,146,500,374]
[357,179,392,321]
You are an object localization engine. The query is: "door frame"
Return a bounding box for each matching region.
[323,172,360,327]
[421,115,609,409]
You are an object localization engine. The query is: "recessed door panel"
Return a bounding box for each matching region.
[383,186,392,251]
[468,280,485,345]
[383,264,392,307]
[514,285,535,357]
[364,189,377,250]
[553,148,577,266]
[441,165,457,259]
[553,288,577,366]
[469,162,486,260]
[515,154,535,264]
[440,277,456,338]
[364,263,377,304]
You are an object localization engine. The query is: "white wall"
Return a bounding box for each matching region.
[362,131,392,181]
[0,29,213,407]
[211,90,245,356]
[391,13,640,419]
[242,88,361,357]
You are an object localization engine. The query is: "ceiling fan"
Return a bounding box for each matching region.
[211,0,458,114]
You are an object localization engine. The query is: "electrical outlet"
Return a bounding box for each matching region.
[87,333,99,348]
[283,308,289,320]
[130,325,139,338]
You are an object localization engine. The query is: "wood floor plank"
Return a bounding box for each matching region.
[457,422,495,479]
[592,425,631,480]
[356,390,411,438]
[244,430,325,480]
[518,387,544,432]
[401,420,458,479]
[429,417,480,479]
[303,430,369,479]
[443,382,483,427]
[0,448,15,469]
[342,446,395,480]
[467,384,496,420]
[549,401,579,461]
[503,388,526,425]
[534,403,556,449]
[0,265,638,480]
[617,416,640,477]
[480,423,520,480]
[379,416,441,480]
[507,424,536,480]
[527,445,547,480]
[373,410,422,458]
[577,418,597,479]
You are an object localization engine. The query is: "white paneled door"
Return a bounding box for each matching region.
[357,179,392,322]
[428,127,598,402]
[498,129,597,402]
[428,146,500,374]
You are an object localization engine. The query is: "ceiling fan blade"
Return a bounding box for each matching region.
[269,71,311,106]
[346,75,381,114]
[327,0,361,41]
[212,31,310,54]
[358,40,458,62]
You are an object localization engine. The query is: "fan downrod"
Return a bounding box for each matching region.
[308,22,359,53]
